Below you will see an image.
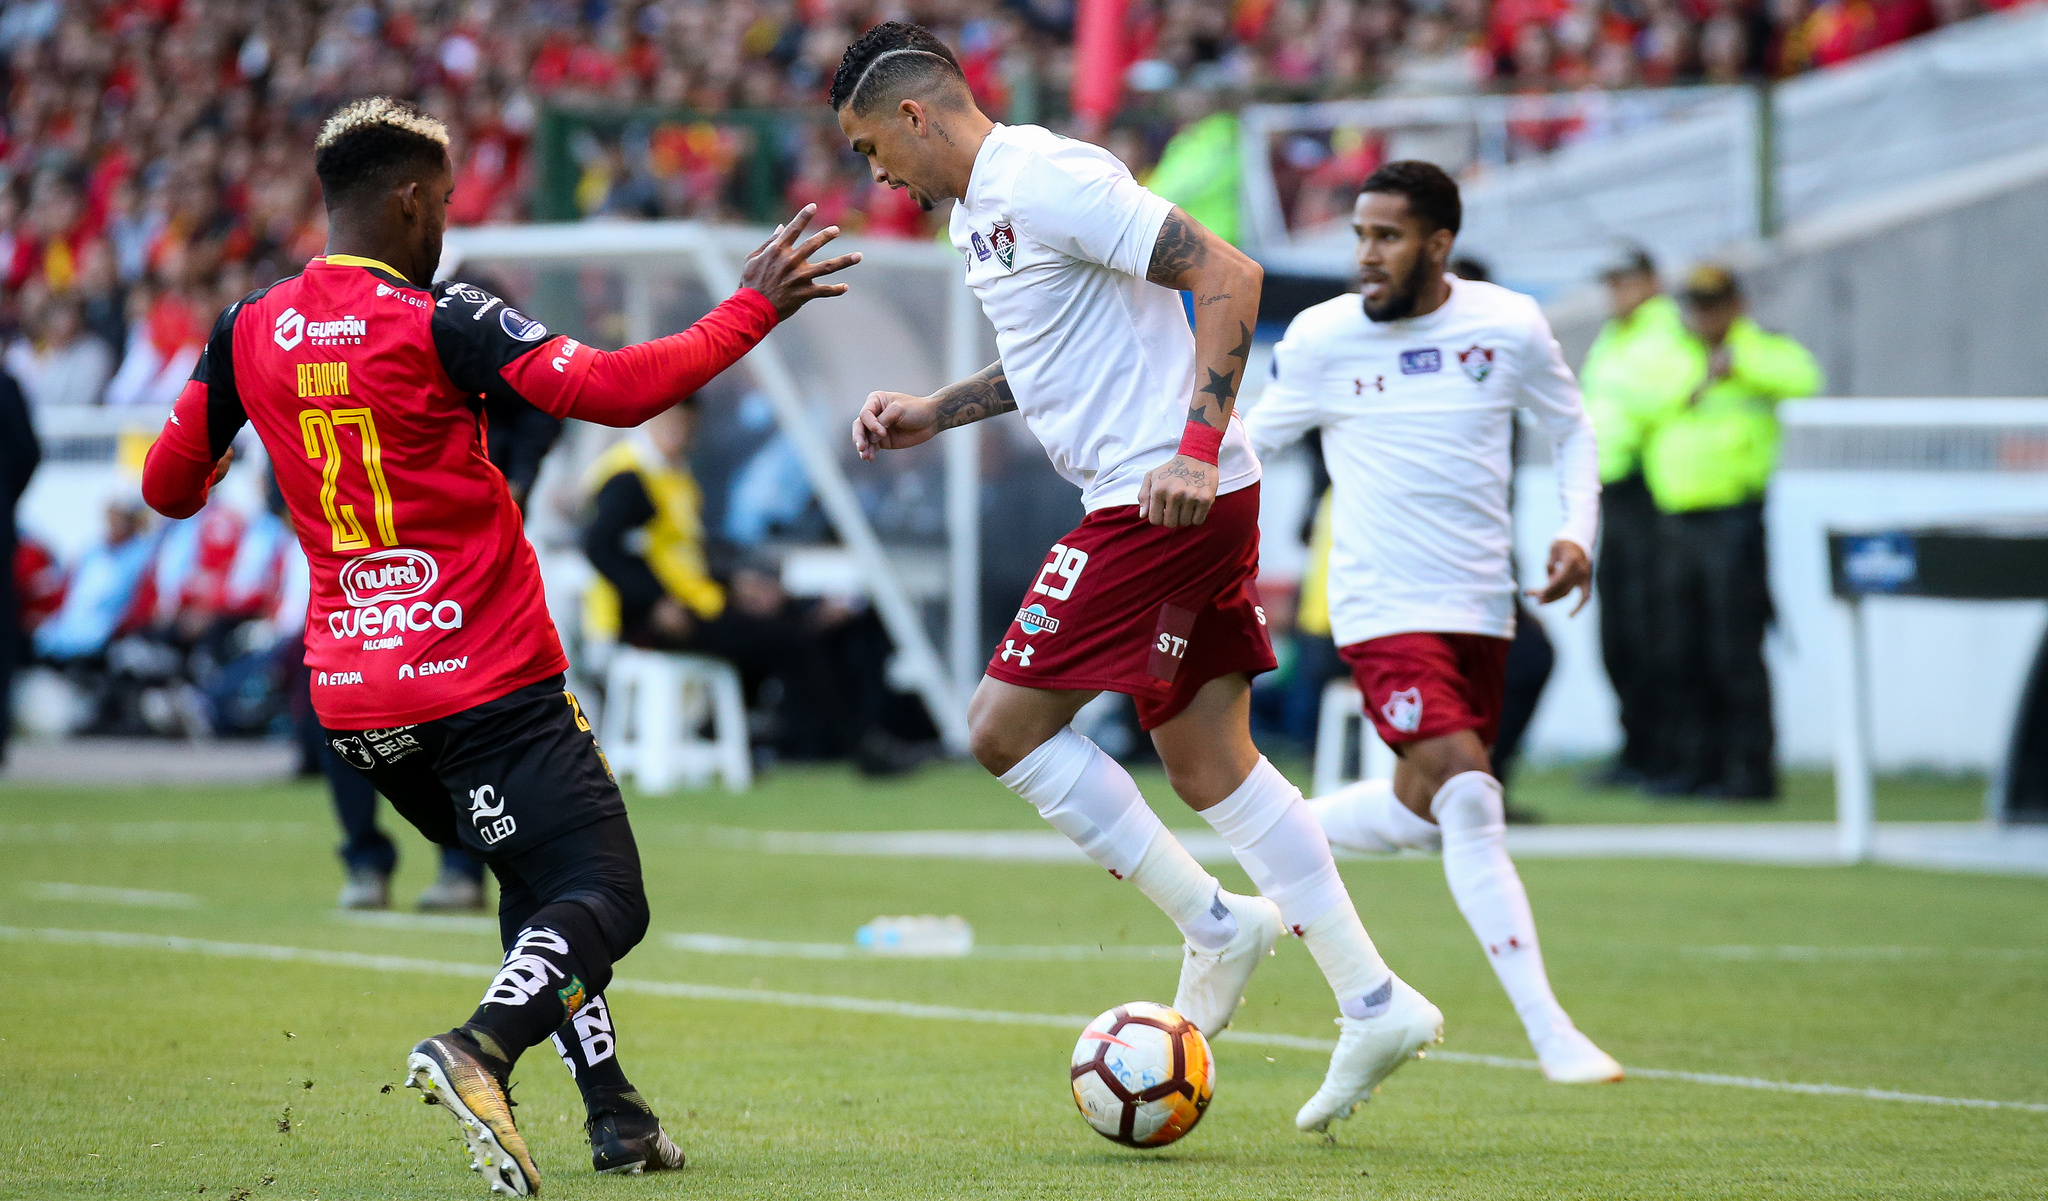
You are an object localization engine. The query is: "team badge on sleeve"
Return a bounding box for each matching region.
[1457,345,1494,383]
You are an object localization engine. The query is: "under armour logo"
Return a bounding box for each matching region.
[1355,376,1385,394]
[1000,640,1035,666]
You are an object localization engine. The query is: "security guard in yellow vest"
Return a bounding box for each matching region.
[1637,264,1822,800]
[1579,245,1687,787]
[580,399,825,743]
[581,403,726,646]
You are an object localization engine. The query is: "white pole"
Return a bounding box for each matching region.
[691,244,969,754]
[1829,596,1875,863]
[944,274,984,713]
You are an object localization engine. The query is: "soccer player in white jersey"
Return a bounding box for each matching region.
[834,23,1442,1131]
[1246,161,1622,1084]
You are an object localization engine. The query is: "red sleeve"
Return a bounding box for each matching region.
[142,379,222,520]
[500,287,780,427]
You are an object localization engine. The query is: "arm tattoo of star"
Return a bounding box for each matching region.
[1146,209,1208,287]
[934,361,1017,431]
[1226,321,1253,366]
[1191,367,1237,427]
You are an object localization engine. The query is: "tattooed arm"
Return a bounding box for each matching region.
[1137,206,1264,528]
[852,361,1015,461]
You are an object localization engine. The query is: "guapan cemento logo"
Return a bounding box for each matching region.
[338,548,439,607]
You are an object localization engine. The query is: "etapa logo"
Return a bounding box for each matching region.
[1382,687,1424,734]
[500,307,548,342]
[339,549,438,606]
[316,671,364,685]
[273,307,305,350]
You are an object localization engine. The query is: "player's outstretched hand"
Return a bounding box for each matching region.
[741,204,862,319]
[852,391,941,461]
[1139,455,1216,529]
[1529,538,1592,614]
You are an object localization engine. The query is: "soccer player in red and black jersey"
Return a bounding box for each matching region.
[141,97,857,1196]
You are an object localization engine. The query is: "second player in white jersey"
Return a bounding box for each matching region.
[948,123,1259,511]
[1248,276,1600,645]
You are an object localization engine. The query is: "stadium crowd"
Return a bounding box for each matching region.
[0,0,2024,408]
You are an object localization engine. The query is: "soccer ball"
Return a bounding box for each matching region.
[1069,1001,1215,1148]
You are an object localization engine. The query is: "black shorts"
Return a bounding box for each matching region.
[324,675,627,862]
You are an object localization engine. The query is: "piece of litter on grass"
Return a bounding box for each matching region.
[301,1079,313,1089]
[282,1031,295,1039]
[378,1083,392,1093]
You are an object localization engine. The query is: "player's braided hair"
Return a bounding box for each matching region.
[829,22,967,114]
[313,97,451,209]
[1359,160,1463,236]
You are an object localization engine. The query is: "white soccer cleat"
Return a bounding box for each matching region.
[1535,1025,1624,1083]
[1171,890,1282,1038]
[1294,977,1444,1133]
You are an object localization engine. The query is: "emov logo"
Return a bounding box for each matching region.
[274,307,305,350]
[396,656,468,680]
[551,338,582,372]
[339,549,439,606]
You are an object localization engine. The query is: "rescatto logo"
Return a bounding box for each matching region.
[500,307,548,342]
[338,548,440,606]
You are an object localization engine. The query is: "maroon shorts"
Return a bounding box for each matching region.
[986,483,1277,730]
[1340,631,1512,747]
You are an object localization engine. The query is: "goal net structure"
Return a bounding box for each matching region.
[438,222,993,753]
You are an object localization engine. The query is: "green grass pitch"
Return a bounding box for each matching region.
[1,762,2043,1199]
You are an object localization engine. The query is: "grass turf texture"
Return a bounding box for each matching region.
[1,763,2041,1200]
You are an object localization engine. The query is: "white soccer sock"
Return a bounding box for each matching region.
[1433,770,1572,1044]
[1000,726,1233,950]
[1309,778,1442,854]
[1201,757,1391,1010]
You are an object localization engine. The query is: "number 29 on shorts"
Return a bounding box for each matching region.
[1033,544,1090,601]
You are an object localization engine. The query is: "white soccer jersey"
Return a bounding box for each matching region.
[949,123,1259,511]
[1245,277,1600,646]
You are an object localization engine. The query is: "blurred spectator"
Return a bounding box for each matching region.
[580,399,922,772]
[32,500,156,667]
[6,292,113,408]
[1637,264,1822,800]
[0,363,37,766]
[1145,100,1241,244]
[1580,244,1686,788]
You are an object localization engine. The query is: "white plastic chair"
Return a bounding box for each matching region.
[600,647,752,793]
[1312,680,1397,798]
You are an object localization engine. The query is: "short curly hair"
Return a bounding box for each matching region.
[1359,160,1462,235]
[313,97,450,209]
[829,22,967,115]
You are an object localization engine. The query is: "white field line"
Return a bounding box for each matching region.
[6,924,2044,1116]
[1685,944,2048,962]
[0,821,314,844]
[26,882,199,908]
[664,932,1181,961]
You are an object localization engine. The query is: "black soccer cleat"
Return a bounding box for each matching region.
[407,1030,542,1196]
[587,1102,687,1175]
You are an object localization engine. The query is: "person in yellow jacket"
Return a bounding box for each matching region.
[581,399,873,765]
[1579,245,1687,788]
[1637,264,1822,800]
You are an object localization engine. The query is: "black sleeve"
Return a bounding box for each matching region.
[580,471,666,626]
[485,394,564,499]
[192,301,248,460]
[430,280,556,405]
[0,368,37,506]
